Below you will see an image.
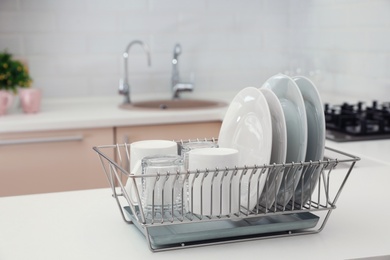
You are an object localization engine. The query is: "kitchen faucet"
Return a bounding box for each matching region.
[119,40,151,104]
[171,43,193,99]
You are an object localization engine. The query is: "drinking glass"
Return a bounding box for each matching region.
[141,155,184,222]
[180,140,218,169]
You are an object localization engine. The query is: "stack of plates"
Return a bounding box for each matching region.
[218,73,325,210]
[218,87,273,212]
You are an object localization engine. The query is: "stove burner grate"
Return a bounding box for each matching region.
[324,101,390,142]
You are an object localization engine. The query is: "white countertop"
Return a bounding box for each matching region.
[326,139,390,167]
[0,90,379,134]
[1,139,390,259]
[0,91,234,134]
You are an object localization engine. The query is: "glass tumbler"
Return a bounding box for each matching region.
[141,155,184,222]
[180,140,219,170]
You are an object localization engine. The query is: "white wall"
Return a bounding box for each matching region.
[1,0,389,100]
[0,0,289,98]
[288,0,390,101]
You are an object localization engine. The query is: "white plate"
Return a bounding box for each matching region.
[258,88,287,208]
[261,74,307,207]
[293,76,326,205]
[218,87,272,212]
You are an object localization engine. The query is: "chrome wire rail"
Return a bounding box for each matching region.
[93,140,359,252]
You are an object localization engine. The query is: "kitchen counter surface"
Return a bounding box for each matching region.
[327,139,390,166]
[0,91,234,134]
[1,140,390,260]
[0,90,382,135]
[0,166,388,259]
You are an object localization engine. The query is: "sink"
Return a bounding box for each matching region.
[120,99,227,110]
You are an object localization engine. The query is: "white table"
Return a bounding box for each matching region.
[1,147,389,260]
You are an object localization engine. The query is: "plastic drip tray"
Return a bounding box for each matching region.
[123,206,320,247]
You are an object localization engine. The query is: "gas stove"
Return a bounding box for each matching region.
[324,101,390,142]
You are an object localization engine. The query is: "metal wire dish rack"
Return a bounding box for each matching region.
[93,139,360,252]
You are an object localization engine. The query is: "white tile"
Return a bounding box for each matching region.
[0,36,23,55]
[141,52,171,74]
[208,69,273,91]
[263,30,289,51]
[256,50,289,70]
[20,0,86,11]
[118,52,155,76]
[362,28,390,52]
[150,33,201,53]
[88,34,153,55]
[185,72,212,91]
[289,0,335,12]
[32,77,89,97]
[0,0,19,11]
[120,14,178,34]
[186,52,236,71]
[150,0,206,12]
[27,56,59,76]
[312,5,349,28]
[330,28,390,52]
[206,0,263,14]
[200,33,264,52]
[57,55,119,76]
[264,0,290,14]
[178,13,236,33]
[87,77,119,96]
[86,0,147,12]
[0,13,55,32]
[123,73,170,94]
[296,29,335,50]
[346,1,390,27]
[345,52,388,78]
[24,35,87,54]
[333,74,377,100]
[88,35,127,54]
[56,13,120,33]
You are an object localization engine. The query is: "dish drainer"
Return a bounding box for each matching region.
[93,139,360,252]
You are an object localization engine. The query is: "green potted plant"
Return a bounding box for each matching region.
[0,51,33,115]
[0,51,32,93]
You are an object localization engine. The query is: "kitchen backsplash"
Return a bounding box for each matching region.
[0,0,389,101]
[289,0,390,102]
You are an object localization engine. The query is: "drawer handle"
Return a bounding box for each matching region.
[0,135,83,146]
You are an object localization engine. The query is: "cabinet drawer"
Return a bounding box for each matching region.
[0,128,113,197]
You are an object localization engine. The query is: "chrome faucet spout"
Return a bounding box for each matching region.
[171,43,193,99]
[119,40,151,104]
[171,43,181,92]
[173,43,181,60]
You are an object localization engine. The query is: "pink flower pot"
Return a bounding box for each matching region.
[0,90,13,116]
[19,88,42,114]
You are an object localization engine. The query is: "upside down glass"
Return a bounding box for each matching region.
[179,140,219,170]
[141,155,184,222]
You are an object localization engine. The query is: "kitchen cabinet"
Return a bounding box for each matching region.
[0,127,113,197]
[0,121,221,197]
[115,121,222,144]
